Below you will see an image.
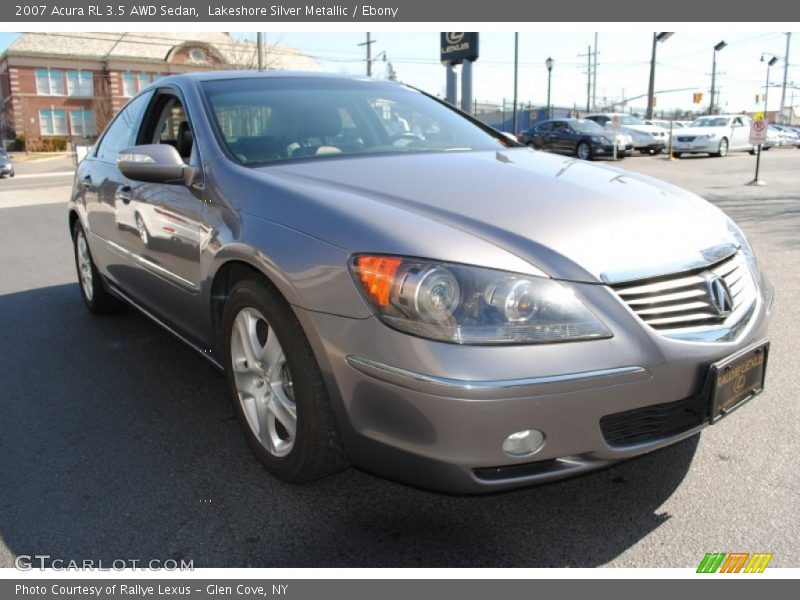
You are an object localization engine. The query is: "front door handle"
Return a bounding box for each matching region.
[80,174,92,188]
[115,185,133,204]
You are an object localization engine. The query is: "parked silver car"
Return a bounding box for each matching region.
[69,72,773,493]
[0,148,15,178]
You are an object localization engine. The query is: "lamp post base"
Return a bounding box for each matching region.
[746,179,767,186]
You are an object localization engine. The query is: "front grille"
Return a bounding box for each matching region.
[611,252,756,332]
[677,136,697,142]
[600,393,706,447]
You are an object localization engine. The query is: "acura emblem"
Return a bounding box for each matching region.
[705,274,733,317]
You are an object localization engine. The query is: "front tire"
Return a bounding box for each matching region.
[72,221,124,314]
[135,213,151,247]
[221,276,348,484]
[576,141,592,160]
[712,138,729,157]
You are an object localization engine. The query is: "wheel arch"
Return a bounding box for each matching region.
[68,209,80,237]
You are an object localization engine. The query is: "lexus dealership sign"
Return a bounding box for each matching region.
[440,32,479,64]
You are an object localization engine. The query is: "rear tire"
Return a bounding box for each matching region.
[71,221,125,314]
[221,276,349,484]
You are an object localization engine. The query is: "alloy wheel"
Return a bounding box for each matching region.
[577,142,591,160]
[76,230,94,302]
[230,307,297,457]
[136,214,149,246]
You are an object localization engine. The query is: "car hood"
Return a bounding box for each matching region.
[249,148,735,284]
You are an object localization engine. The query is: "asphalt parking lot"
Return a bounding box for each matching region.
[0,149,798,568]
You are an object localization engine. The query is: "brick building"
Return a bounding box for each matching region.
[0,32,322,149]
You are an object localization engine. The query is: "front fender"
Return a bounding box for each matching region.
[205,211,373,320]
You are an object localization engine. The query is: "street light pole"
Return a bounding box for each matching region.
[749,55,779,187]
[546,56,554,120]
[709,40,726,115]
[763,54,779,119]
[646,32,673,120]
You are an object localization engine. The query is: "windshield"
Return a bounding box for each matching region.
[691,117,730,127]
[201,77,508,166]
[572,120,606,134]
[620,115,643,125]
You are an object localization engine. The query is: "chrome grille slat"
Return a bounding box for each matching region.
[636,301,711,317]
[625,288,707,306]
[615,274,705,297]
[611,252,756,333]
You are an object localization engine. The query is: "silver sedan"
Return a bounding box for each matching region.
[68,72,772,493]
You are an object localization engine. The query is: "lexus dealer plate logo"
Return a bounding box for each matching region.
[706,274,733,317]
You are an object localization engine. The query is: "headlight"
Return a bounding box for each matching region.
[701,133,717,140]
[726,218,760,281]
[350,255,612,345]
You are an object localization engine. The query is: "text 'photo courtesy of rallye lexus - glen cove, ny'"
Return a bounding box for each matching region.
[68,71,773,494]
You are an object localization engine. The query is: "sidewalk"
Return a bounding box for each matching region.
[0,184,71,209]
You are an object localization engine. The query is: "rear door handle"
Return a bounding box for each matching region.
[115,185,133,204]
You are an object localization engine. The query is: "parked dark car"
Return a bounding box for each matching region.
[518,118,629,160]
[69,72,772,493]
[0,148,15,178]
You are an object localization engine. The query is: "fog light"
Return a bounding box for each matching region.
[502,429,545,457]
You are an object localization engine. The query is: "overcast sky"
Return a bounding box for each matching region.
[2,31,796,114]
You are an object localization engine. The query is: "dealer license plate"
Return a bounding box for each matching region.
[709,341,769,423]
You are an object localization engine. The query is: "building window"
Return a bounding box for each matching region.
[66,70,94,97]
[137,73,151,91]
[39,109,67,135]
[122,72,136,97]
[121,72,156,96]
[69,110,96,136]
[35,68,65,95]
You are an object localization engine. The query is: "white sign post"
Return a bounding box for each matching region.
[747,115,767,186]
[611,115,621,160]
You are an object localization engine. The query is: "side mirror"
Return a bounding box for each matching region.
[117,144,192,185]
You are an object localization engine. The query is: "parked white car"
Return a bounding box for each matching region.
[672,115,755,158]
[771,125,800,147]
[584,113,669,154]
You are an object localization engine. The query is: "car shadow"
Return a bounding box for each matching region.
[0,283,699,568]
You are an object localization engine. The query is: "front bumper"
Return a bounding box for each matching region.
[594,142,632,156]
[296,272,773,493]
[635,140,667,151]
[673,139,720,153]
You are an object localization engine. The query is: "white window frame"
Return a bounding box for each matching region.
[69,109,96,137]
[66,70,94,97]
[39,108,68,136]
[36,68,65,96]
[122,72,136,97]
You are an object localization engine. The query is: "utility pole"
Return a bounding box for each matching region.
[579,46,592,112]
[592,33,598,111]
[358,33,376,76]
[779,33,791,124]
[256,32,264,71]
[586,46,591,111]
[512,33,519,134]
[647,33,674,120]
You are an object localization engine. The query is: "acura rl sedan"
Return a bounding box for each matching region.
[69,72,773,493]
